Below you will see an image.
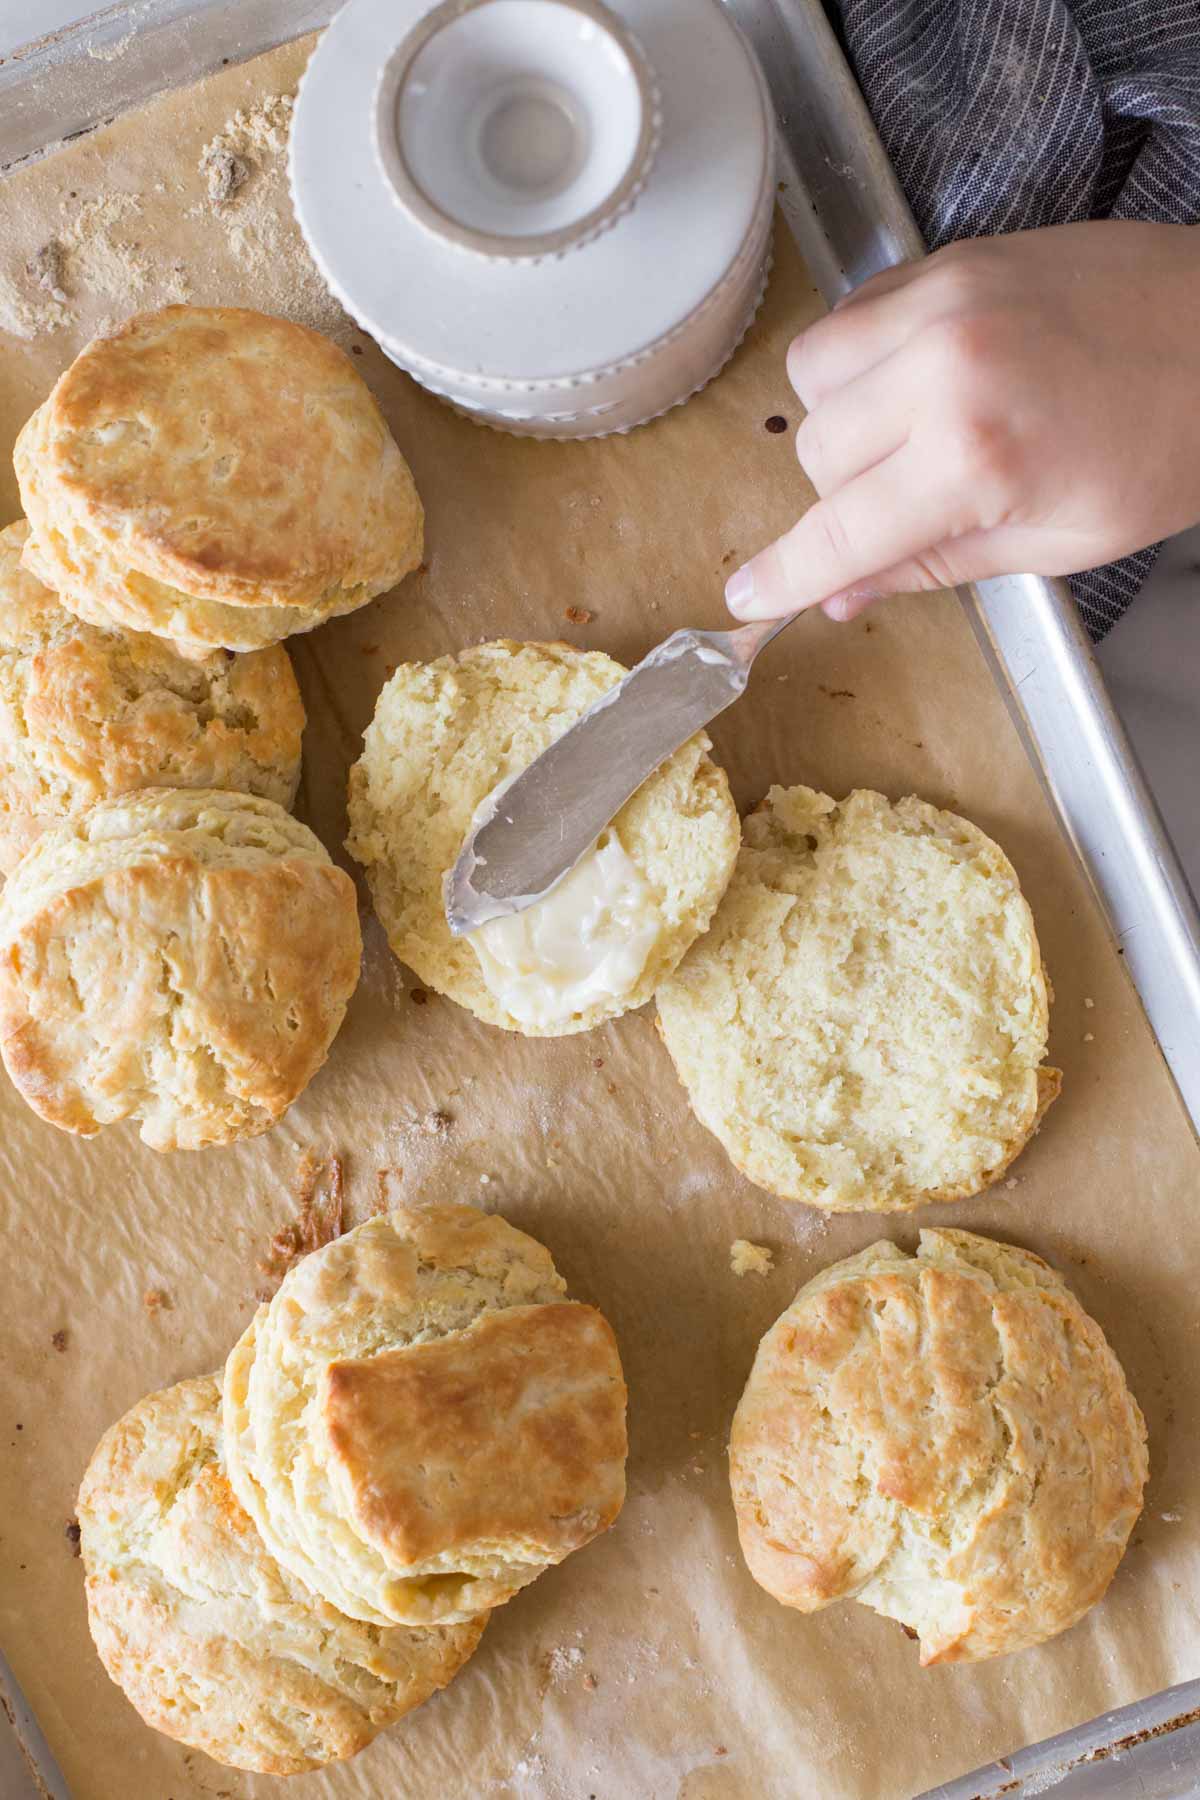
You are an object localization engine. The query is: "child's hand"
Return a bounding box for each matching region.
[726,220,1200,622]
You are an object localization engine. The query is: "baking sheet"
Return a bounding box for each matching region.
[1,35,1198,1800]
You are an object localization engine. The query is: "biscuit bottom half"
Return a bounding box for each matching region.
[346,639,741,1037]
[658,784,1060,1212]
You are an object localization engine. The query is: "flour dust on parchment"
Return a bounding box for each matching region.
[64,192,189,320]
[190,92,350,340]
[0,84,351,348]
[0,268,62,341]
[184,88,360,342]
[0,188,190,342]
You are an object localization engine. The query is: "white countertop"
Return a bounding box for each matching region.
[1,0,1197,898]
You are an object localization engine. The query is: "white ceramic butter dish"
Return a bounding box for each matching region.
[292,0,774,437]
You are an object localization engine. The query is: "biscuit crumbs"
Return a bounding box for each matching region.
[730,1238,773,1277]
[143,1287,171,1313]
[27,240,67,303]
[200,144,252,206]
[375,1165,403,1214]
[541,1645,585,1690]
[256,1151,346,1298]
[64,1519,81,1556]
[51,1328,68,1353]
[564,606,594,625]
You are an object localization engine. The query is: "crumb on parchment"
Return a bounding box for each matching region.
[51,1328,68,1353]
[730,1238,773,1277]
[200,144,252,206]
[143,1287,171,1313]
[256,1151,346,1298]
[541,1645,585,1690]
[396,1108,453,1139]
[375,1165,403,1215]
[27,240,67,302]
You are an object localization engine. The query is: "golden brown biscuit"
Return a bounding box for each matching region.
[15,306,423,655]
[79,1374,484,1775]
[346,640,740,1035]
[0,788,361,1150]
[224,1203,628,1626]
[0,518,303,871]
[657,785,1059,1211]
[730,1230,1148,1663]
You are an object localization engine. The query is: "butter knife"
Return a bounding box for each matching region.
[444,615,793,935]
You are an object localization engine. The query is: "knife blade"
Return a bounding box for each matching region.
[444,614,793,935]
[0,1648,71,1800]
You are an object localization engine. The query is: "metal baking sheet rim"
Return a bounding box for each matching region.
[1,1,1199,1796]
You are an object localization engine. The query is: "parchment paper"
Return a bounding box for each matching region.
[1,38,1198,1800]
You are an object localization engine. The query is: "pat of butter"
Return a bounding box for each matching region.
[468,835,661,1028]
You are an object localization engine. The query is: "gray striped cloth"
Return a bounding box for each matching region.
[832,0,1200,639]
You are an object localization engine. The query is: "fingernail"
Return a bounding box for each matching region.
[725,565,755,616]
[821,586,880,623]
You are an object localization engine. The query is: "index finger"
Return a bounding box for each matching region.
[725,444,965,619]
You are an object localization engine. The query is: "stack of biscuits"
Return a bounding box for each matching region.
[0,304,425,1150]
[14,305,422,658]
[78,1201,628,1774]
